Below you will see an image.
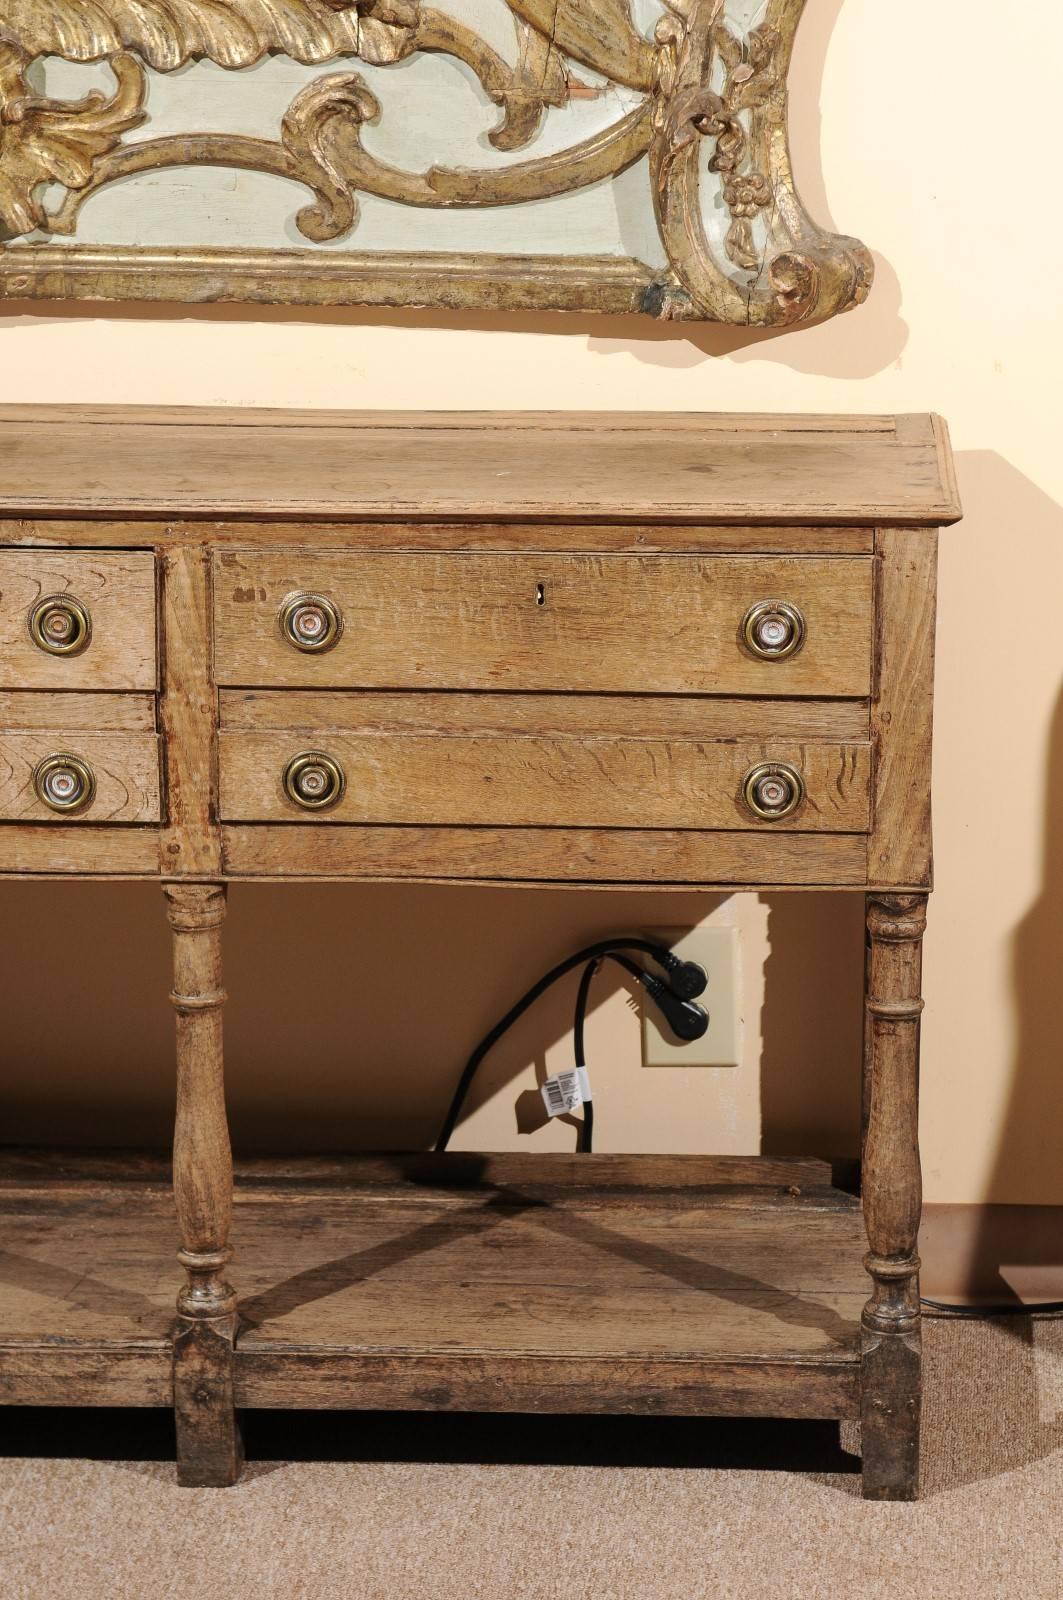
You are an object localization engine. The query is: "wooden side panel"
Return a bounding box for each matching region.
[0,733,161,822]
[221,825,869,885]
[213,552,874,697]
[868,528,938,888]
[219,734,872,832]
[0,551,156,689]
[158,545,222,875]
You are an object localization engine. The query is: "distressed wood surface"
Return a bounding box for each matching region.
[0,1149,862,1418]
[220,824,869,885]
[0,824,160,876]
[0,732,161,823]
[0,691,156,731]
[219,733,872,831]
[214,552,873,696]
[0,551,157,689]
[0,408,955,1497]
[861,893,926,1501]
[868,528,939,889]
[158,545,222,877]
[163,883,241,1487]
[220,690,871,742]
[0,412,962,525]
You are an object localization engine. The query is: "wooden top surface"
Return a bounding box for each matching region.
[0,408,961,525]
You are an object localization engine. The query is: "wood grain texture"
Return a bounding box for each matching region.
[219,733,872,831]
[868,527,939,888]
[0,692,155,731]
[0,412,962,525]
[220,825,869,885]
[0,733,161,823]
[0,1150,862,1417]
[163,883,241,1487]
[219,690,871,742]
[0,551,156,689]
[158,545,222,876]
[0,825,159,876]
[861,893,926,1501]
[214,552,873,696]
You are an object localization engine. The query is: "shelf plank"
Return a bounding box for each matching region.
[0,1153,865,1416]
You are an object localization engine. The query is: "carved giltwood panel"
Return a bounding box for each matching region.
[0,0,872,322]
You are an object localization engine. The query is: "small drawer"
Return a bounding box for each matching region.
[213,552,873,697]
[0,551,157,689]
[219,732,871,832]
[0,733,162,823]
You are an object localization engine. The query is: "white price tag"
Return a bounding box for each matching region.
[540,1066,592,1118]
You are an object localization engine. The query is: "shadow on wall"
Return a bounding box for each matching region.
[0,878,863,1161]
[923,452,1063,1295]
[0,0,906,380]
[983,452,1063,1223]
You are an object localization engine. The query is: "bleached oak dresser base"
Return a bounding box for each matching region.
[0,409,961,1498]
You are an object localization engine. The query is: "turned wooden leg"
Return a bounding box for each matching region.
[164,882,242,1488]
[860,892,926,1501]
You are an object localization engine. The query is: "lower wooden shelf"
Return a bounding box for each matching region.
[0,1150,867,1421]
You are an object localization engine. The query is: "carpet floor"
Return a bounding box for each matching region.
[1,1318,1061,1600]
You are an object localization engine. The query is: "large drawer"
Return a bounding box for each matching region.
[0,551,157,690]
[213,552,873,696]
[0,732,161,823]
[218,732,871,832]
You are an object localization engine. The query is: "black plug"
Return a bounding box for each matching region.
[641,974,709,1041]
[655,953,708,1000]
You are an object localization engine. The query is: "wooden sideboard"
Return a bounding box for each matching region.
[0,408,961,1498]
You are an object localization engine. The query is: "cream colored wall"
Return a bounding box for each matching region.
[2,0,1061,1203]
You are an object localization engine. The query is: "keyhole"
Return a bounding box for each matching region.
[536,582,546,607]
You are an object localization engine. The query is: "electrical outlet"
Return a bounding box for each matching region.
[642,926,740,1067]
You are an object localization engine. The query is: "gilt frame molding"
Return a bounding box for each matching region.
[0,0,873,323]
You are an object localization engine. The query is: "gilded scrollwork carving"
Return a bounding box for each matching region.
[0,0,873,324]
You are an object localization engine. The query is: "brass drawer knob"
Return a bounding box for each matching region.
[28,594,92,657]
[741,600,805,660]
[280,591,343,653]
[33,752,97,814]
[743,762,804,821]
[283,750,346,811]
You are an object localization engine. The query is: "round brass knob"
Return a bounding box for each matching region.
[741,600,805,661]
[279,591,343,653]
[28,594,92,657]
[742,762,804,822]
[283,750,346,811]
[33,752,97,815]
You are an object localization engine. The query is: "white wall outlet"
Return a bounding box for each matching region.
[642,926,740,1068]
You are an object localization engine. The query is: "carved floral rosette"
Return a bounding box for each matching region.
[0,0,873,323]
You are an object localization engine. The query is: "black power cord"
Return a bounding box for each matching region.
[920,1296,1063,1319]
[433,938,707,1153]
[573,958,601,1154]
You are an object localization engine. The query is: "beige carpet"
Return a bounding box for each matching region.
[2,1319,1062,1600]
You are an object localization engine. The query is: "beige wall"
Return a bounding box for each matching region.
[2,0,1061,1203]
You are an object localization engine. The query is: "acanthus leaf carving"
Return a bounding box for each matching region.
[0,44,145,240]
[0,0,874,326]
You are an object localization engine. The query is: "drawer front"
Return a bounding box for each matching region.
[219,733,871,832]
[213,553,872,696]
[0,551,157,689]
[0,733,161,823]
